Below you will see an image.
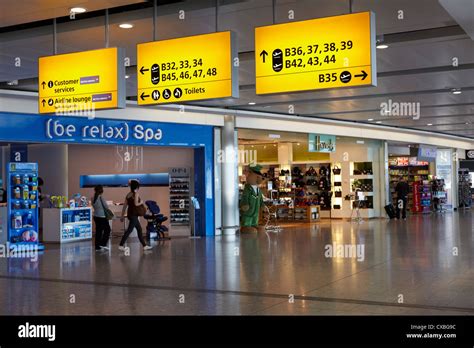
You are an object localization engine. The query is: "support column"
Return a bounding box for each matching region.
[221,115,239,235]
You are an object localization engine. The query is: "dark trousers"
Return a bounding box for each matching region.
[396,197,407,219]
[94,216,111,249]
[120,216,146,247]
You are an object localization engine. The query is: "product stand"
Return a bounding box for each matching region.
[189,196,201,239]
[43,207,92,243]
[6,162,43,250]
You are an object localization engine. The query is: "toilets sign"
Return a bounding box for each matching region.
[45,118,163,144]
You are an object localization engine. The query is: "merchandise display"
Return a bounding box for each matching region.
[6,162,42,248]
[458,169,472,208]
[349,162,374,210]
[412,181,432,214]
[169,171,190,225]
[431,178,447,212]
[43,207,92,243]
[389,157,430,213]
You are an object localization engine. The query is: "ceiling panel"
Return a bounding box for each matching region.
[0,0,473,140]
[0,0,146,28]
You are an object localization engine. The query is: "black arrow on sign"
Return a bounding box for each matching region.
[41,81,46,89]
[140,66,149,75]
[41,99,46,107]
[140,92,150,101]
[260,50,268,63]
[355,70,368,80]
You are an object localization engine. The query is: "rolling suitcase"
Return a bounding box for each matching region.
[384,204,396,219]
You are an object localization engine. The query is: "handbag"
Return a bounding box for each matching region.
[132,193,147,216]
[136,204,147,216]
[332,166,341,175]
[99,196,114,220]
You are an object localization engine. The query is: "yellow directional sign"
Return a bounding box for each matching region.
[38,47,126,114]
[137,31,238,105]
[255,12,376,95]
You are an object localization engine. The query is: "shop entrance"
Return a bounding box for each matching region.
[238,129,385,223]
[0,112,215,247]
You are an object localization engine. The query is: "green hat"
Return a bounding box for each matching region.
[249,163,263,176]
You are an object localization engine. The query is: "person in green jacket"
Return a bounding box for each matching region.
[240,164,265,233]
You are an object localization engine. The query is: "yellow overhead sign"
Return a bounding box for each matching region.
[38,47,125,114]
[137,31,238,105]
[255,12,376,94]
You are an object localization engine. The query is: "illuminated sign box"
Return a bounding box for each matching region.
[38,47,126,114]
[308,134,336,152]
[255,12,377,95]
[137,31,238,105]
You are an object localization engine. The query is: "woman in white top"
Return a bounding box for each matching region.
[92,185,111,251]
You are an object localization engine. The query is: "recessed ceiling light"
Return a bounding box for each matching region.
[70,7,86,13]
[376,121,382,124]
[119,23,134,29]
[248,102,256,105]
[427,123,433,126]
[376,44,389,49]
[368,118,374,121]
[125,75,130,79]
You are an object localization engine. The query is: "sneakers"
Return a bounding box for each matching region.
[143,245,153,251]
[100,246,110,251]
[118,245,127,251]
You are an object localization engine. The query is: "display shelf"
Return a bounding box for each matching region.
[7,162,41,247]
[169,171,191,227]
[350,174,374,179]
[43,207,92,243]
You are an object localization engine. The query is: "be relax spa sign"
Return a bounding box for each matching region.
[45,118,163,144]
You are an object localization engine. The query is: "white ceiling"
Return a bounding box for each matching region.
[0,0,146,27]
[0,0,474,140]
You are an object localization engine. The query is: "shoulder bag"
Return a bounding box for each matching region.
[100,196,115,220]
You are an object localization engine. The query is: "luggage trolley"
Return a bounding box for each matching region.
[350,189,364,223]
[263,192,283,232]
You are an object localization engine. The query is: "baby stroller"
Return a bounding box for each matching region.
[144,200,170,240]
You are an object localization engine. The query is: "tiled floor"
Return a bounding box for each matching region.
[0,211,473,315]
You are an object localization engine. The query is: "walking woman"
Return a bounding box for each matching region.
[92,185,111,251]
[119,180,152,251]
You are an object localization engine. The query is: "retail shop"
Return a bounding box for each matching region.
[0,112,215,250]
[387,143,465,214]
[238,129,386,222]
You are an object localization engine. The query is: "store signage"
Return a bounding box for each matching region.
[308,134,336,152]
[45,118,163,143]
[466,150,474,159]
[408,158,429,166]
[418,145,437,162]
[38,47,126,114]
[255,11,376,95]
[137,31,238,105]
[169,167,190,178]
